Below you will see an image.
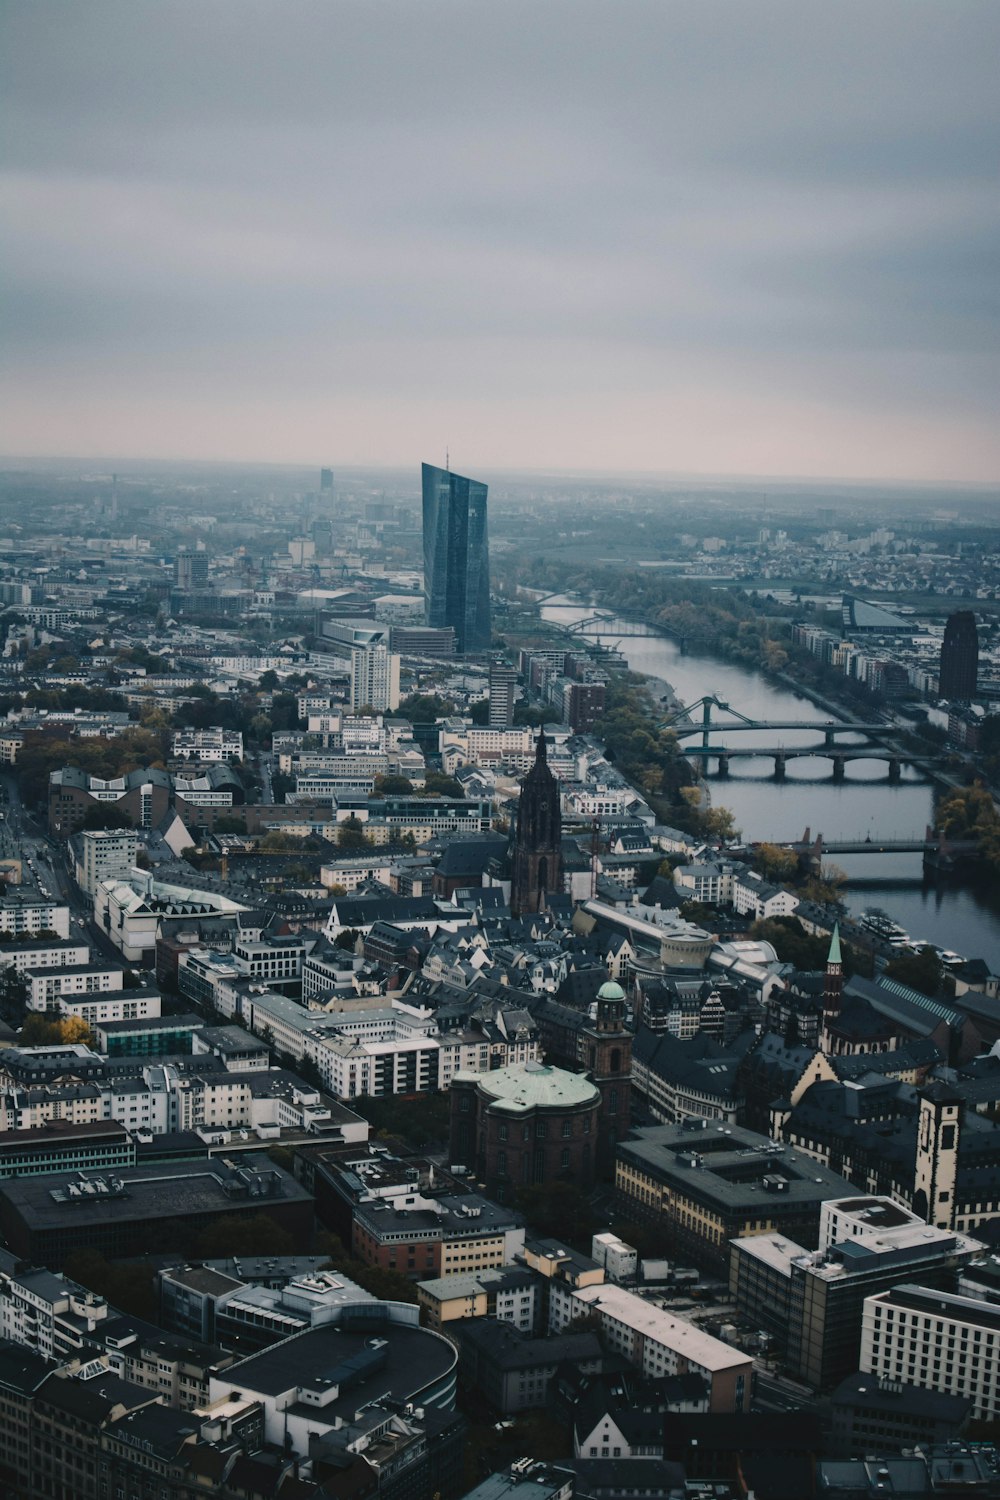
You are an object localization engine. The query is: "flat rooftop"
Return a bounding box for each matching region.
[871,1285,1000,1333]
[0,1155,311,1229]
[216,1320,455,1414]
[619,1123,863,1212]
[572,1284,750,1372]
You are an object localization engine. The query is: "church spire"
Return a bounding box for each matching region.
[821,922,844,1052]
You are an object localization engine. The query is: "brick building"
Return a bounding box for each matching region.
[449,1061,603,1201]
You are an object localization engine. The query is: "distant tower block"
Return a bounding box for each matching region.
[320,468,334,492]
[488,660,517,727]
[939,611,978,701]
[421,461,491,653]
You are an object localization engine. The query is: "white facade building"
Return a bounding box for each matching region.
[78,829,139,898]
[350,644,400,713]
[861,1285,1000,1422]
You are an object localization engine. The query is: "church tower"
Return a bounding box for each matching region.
[820,923,843,1053]
[582,978,633,1174]
[510,730,563,917]
[914,1080,963,1229]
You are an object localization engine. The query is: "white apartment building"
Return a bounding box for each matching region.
[861,1285,1000,1422]
[350,644,400,713]
[0,897,71,941]
[25,963,124,1009]
[232,936,315,986]
[317,857,395,896]
[171,727,244,762]
[673,862,739,906]
[731,870,800,922]
[0,939,89,973]
[0,1265,111,1363]
[0,1058,331,1141]
[78,828,139,897]
[551,1282,752,1414]
[46,990,161,1028]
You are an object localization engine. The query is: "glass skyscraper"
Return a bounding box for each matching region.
[421,461,491,653]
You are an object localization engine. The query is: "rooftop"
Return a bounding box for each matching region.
[456,1061,600,1114]
[572,1283,751,1372]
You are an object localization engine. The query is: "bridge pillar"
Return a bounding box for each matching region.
[824,726,835,746]
[831,755,845,782]
[888,757,901,782]
[716,754,730,778]
[773,753,786,781]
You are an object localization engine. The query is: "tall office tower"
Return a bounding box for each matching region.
[939,611,978,700]
[320,467,334,491]
[174,549,209,589]
[421,461,491,653]
[510,731,563,917]
[350,643,400,713]
[488,660,517,727]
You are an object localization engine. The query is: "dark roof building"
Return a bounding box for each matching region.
[615,1120,863,1273]
[0,1154,314,1269]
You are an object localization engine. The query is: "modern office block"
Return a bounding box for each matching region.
[862,1284,1000,1422]
[940,611,978,700]
[422,461,490,653]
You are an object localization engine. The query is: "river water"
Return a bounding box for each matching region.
[540,597,1000,970]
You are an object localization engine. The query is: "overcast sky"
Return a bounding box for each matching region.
[2,1,998,482]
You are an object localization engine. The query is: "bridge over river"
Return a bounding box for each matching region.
[738,827,980,870]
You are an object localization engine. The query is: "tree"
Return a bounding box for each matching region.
[884,945,946,998]
[798,863,847,906]
[513,703,561,727]
[337,816,372,850]
[421,771,464,798]
[516,1182,597,1246]
[59,1016,95,1046]
[195,1213,295,1258]
[754,843,799,882]
[373,774,414,795]
[62,1249,157,1322]
[398,692,457,721]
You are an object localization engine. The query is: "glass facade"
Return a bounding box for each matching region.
[422,462,491,653]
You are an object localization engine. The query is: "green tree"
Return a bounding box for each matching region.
[337,816,372,850]
[516,1182,597,1247]
[884,945,947,998]
[421,771,464,798]
[398,693,457,721]
[754,843,799,882]
[373,774,414,795]
[195,1213,295,1258]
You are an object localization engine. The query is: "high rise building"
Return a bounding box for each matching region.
[174,550,209,589]
[350,643,400,713]
[422,462,491,653]
[320,467,334,491]
[488,661,517,727]
[940,611,978,700]
[510,731,562,917]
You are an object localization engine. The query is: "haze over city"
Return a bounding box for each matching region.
[3,0,999,483]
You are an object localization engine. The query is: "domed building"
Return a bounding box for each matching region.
[449,1061,602,1200]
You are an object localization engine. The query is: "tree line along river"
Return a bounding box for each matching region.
[539,596,1000,973]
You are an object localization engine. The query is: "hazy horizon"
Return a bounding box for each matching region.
[4,1,999,484]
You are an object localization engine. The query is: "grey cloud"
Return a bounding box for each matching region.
[1,0,998,478]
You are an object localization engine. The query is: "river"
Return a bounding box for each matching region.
[540,596,1000,971]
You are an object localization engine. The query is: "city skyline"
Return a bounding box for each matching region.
[2,1,998,484]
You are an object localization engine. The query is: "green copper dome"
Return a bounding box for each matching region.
[597,980,626,1002]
